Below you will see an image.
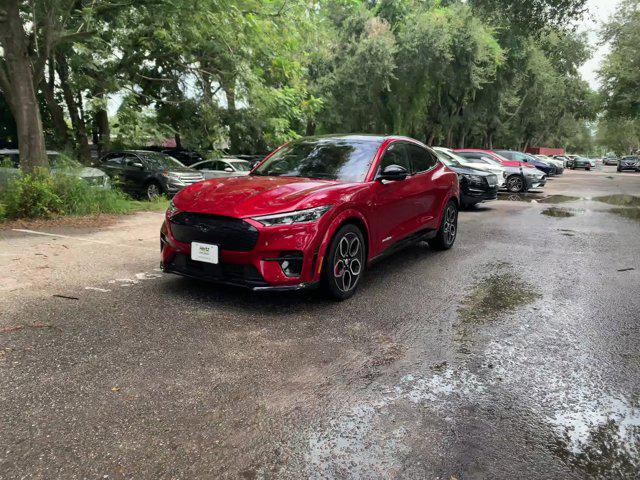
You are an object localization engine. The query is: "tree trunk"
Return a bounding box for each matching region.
[305,119,316,136]
[223,80,240,153]
[174,133,182,149]
[43,57,71,149]
[56,53,91,164]
[0,0,48,171]
[92,90,111,155]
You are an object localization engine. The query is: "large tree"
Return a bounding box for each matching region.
[0,0,47,170]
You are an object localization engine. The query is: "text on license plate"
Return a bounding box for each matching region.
[191,242,219,264]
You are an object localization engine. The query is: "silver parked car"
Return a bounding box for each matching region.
[190,157,252,180]
[0,149,110,189]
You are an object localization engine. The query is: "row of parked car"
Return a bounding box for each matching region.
[97,146,569,206]
[5,143,635,210]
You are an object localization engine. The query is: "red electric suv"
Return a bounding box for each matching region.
[161,135,460,299]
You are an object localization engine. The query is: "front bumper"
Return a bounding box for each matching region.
[461,186,498,205]
[619,164,640,171]
[160,214,326,289]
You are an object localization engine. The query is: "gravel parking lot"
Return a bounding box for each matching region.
[1,166,639,479]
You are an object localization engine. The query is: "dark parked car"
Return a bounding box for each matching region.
[569,156,592,170]
[161,135,460,299]
[603,157,619,166]
[99,150,204,200]
[436,153,498,207]
[495,150,556,176]
[140,147,205,166]
[617,156,640,172]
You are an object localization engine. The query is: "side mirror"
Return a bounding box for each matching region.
[378,164,409,181]
[224,167,234,172]
[131,162,143,169]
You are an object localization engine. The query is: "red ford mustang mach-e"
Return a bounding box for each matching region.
[161,135,460,299]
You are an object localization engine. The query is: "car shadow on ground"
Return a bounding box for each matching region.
[462,205,493,213]
[155,242,440,314]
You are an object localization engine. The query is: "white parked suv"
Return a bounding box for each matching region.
[434,147,507,187]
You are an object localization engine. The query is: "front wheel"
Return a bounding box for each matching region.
[322,224,366,300]
[145,181,163,201]
[506,175,525,193]
[428,200,458,251]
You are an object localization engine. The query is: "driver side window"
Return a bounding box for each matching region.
[379,142,410,173]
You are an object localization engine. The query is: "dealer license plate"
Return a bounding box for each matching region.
[191,242,219,264]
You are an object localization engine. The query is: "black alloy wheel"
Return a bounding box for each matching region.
[429,200,458,251]
[506,175,525,193]
[146,182,162,201]
[323,224,365,300]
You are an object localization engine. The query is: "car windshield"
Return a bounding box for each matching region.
[253,138,381,182]
[230,161,251,171]
[435,152,462,168]
[141,152,185,168]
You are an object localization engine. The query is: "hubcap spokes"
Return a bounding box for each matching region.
[334,233,363,292]
[148,184,159,200]
[443,206,457,245]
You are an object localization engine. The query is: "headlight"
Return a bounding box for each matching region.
[166,200,181,218]
[460,173,484,186]
[163,171,183,182]
[251,205,332,226]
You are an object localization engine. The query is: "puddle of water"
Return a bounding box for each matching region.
[594,194,640,207]
[305,368,485,477]
[500,194,581,204]
[499,193,544,202]
[542,207,584,218]
[551,395,640,477]
[458,267,541,323]
[537,195,581,204]
[609,208,640,223]
[484,317,640,479]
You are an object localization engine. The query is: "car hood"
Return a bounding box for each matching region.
[51,166,107,177]
[173,175,364,217]
[78,167,107,177]
[447,165,493,176]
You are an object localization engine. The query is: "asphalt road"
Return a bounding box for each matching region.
[1,166,639,479]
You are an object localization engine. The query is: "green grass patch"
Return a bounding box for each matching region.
[0,170,167,221]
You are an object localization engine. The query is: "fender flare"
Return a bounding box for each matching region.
[313,208,371,281]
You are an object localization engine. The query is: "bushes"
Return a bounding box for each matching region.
[0,170,167,221]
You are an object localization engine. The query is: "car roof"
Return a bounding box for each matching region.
[0,149,59,155]
[296,134,425,144]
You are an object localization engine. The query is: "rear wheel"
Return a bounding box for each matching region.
[145,181,163,201]
[506,175,525,193]
[428,200,458,251]
[322,224,366,300]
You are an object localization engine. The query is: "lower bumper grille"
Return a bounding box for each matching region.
[167,254,267,287]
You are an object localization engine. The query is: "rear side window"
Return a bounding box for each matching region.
[406,143,437,174]
[457,152,485,162]
[379,142,411,172]
[103,153,125,165]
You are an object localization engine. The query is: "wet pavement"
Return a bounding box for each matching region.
[1,166,639,479]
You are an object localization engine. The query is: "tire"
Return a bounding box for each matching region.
[145,181,164,201]
[322,224,366,300]
[617,168,621,172]
[428,200,458,251]
[506,175,525,193]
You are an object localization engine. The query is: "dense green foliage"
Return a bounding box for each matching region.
[0,171,167,220]
[597,0,640,155]
[0,0,604,162]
